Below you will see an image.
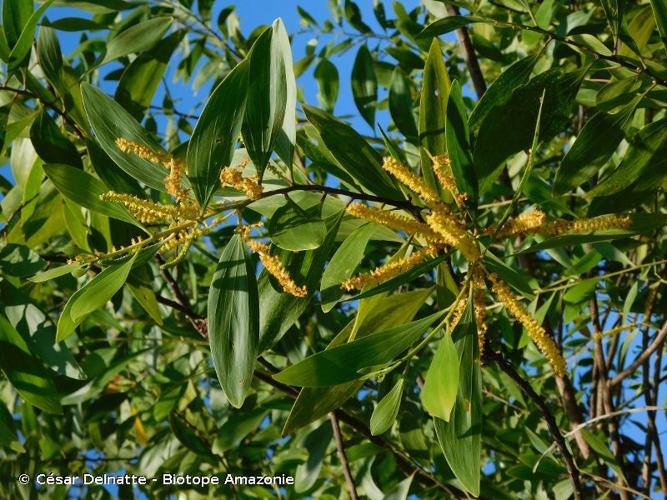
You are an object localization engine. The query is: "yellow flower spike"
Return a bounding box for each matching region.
[246,240,308,297]
[101,192,179,224]
[425,207,480,262]
[497,209,547,238]
[341,245,438,291]
[382,156,442,207]
[489,274,567,377]
[540,214,632,236]
[471,269,488,358]
[345,204,445,243]
[220,167,263,200]
[164,157,190,202]
[432,154,469,206]
[115,138,167,166]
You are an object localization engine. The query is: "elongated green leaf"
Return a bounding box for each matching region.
[274,311,444,387]
[188,59,249,207]
[419,38,450,191]
[389,67,418,141]
[421,332,459,421]
[473,68,583,192]
[320,223,376,312]
[302,105,400,199]
[7,0,55,71]
[208,235,258,409]
[268,199,327,251]
[2,0,32,48]
[469,55,537,130]
[314,58,339,112]
[273,19,297,166]
[28,263,83,283]
[384,473,414,500]
[116,30,184,120]
[43,163,138,225]
[30,109,81,167]
[370,378,403,435]
[434,300,481,497]
[242,22,288,176]
[101,16,172,64]
[0,314,62,414]
[57,253,137,342]
[650,0,667,50]
[351,45,377,128]
[0,244,45,278]
[553,101,637,194]
[37,26,63,90]
[589,117,667,197]
[446,81,478,204]
[295,422,333,492]
[282,288,434,434]
[418,15,483,39]
[82,83,169,191]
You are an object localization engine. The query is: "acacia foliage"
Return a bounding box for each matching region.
[0,0,667,498]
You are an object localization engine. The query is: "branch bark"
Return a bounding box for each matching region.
[445,5,487,98]
[330,413,359,500]
[610,319,667,387]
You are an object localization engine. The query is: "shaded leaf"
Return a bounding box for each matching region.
[351,45,378,128]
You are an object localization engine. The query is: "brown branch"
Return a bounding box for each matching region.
[610,320,667,387]
[486,351,582,499]
[330,413,359,500]
[446,5,487,98]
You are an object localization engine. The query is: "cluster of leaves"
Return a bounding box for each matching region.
[1,0,667,498]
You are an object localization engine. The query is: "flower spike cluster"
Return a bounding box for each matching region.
[220,166,263,200]
[489,274,567,377]
[497,211,632,238]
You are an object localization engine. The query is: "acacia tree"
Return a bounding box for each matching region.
[1,0,667,498]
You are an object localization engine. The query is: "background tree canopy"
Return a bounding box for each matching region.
[1,0,667,498]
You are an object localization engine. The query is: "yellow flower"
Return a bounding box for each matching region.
[489,274,567,377]
[540,214,632,236]
[345,204,444,243]
[496,210,547,237]
[164,157,189,202]
[425,207,480,262]
[100,192,179,224]
[220,167,263,200]
[247,240,307,297]
[382,156,442,207]
[432,154,468,205]
[116,138,167,165]
[341,246,437,291]
[472,270,488,358]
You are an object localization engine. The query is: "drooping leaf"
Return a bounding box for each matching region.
[187,59,249,208]
[295,422,333,492]
[650,0,667,50]
[208,235,259,408]
[370,378,403,435]
[56,253,137,342]
[351,45,378,128]
[434,299,481,497]
[446,80,478,205]
[389,67,418,141]
[273,18,297,167]
[313,58,339,113]
[268,199,327,251]
[421,332,459,422]
[6,0,55,71]
[30,109,82,167]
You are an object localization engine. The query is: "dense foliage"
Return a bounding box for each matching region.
[1,0,667,498]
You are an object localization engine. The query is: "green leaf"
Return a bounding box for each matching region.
[553,101,638,194]
[56,253,137,342]
[242,21,288,176]
[43,163,139,225]
[314,58,339,112]
[169,413,211,456]
[28,263,83,283]
[37,26,64,89]
[418,15,482,39]
[187,59,249,208]
[650,0,667,50]
[320,222,376,312]
[268,199,327,251]
[295,422,333,492]
[101,16,172,65]
[588,117,667,197]
[30,109,82,167]
[2,0,32,48]
[351,45,378,128]
[384,473,415,500]
[446,80,478,204]
[116,31,184,120]
[0,314,62,414]
[273,18,297,167]
[370,378,403,435]
[207,235,259,408]
[419,38,450,191]
[469,55,537,131]
[421,332,459,421]
[0,244,46,278]
[273,311,444,387]
[389,67,418,141]
[82,83,169,191]
[434,300,481,497]
[473,68,583,192]
[302,105,400,199]
[7,0,55,71]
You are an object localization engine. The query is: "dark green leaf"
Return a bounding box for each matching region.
[650,0,667,50]
[7,0,55,71]
[187,59,249,207]
[268,199,327,251]
[418,15,482,39]
[314,58,339,112]
[0,244,46,278]
[295,422,333,492]
[389,67,418,141]
[351,45,378,128]
[446,80,478,204]
[101,16,172,65]
[30,110,82,167]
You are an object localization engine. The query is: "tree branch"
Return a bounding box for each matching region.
[330,413,359,500]
[486,351,582,499]
[610,320,667,387]
[446,5,487,98]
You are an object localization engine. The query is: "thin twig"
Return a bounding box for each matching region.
[610,320,667,387]
[329,413,359,500]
